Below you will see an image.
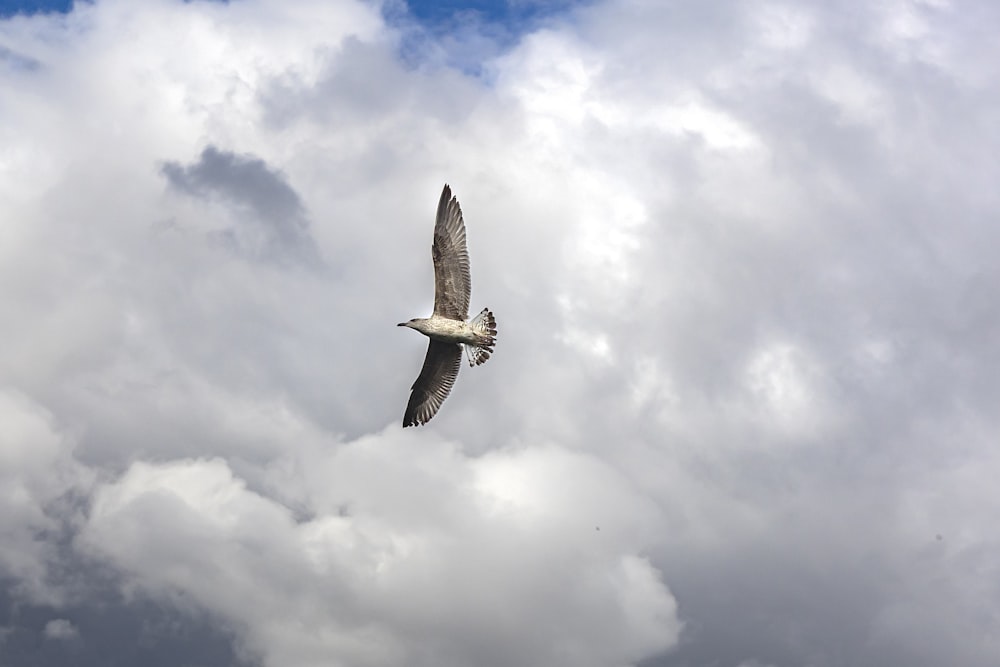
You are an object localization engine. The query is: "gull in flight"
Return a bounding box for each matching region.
[398,184,497,427]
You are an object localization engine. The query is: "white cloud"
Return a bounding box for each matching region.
[81,440,678,667]
[2,0,999,666]
[0,390,91,604]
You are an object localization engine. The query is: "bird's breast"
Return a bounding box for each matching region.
[419,317,478,344]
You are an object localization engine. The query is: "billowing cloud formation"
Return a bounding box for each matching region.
[0,391,91,604]
[2,0,999,666]
[80,440,676,666]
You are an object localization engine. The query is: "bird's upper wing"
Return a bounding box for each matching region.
[402,340,462,427]
[431,184,471,320]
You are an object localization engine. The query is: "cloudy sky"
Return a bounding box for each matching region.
[2,0,998,665]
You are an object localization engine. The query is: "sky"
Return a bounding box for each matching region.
[1,0,999,666]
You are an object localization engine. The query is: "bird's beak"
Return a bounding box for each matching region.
[397,322,407,327]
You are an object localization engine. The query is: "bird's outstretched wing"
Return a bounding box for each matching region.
[432,184,471,320]
[403,340,462,427]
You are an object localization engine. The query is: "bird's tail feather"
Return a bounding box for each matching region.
[464,308,497,367]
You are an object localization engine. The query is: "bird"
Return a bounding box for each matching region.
[398,184,497,427]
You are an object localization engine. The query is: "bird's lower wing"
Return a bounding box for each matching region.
[403,339,462,427]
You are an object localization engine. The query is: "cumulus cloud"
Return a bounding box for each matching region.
[80,440,677,667]
[1,0,999,666]
[0,391,91,604]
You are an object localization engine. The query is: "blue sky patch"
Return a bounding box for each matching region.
[406,0,576,28]
[387,0,581,78]
[0,0,71,17]
[1,0,578,24]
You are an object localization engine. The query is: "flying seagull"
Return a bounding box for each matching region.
[398,184,497,427]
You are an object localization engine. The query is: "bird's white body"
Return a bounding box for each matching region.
[401,316,489,345]
[399,306,497,369]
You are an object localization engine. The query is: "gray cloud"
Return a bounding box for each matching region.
[1,0,999,666]
[1,584,253,667]
[162,146,322,267]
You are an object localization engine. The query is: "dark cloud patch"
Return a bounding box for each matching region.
[645,542,988,667]
[0,585,254,667]
[161,146,303,224]
[161,146,321,267]
[1,531,256,667]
